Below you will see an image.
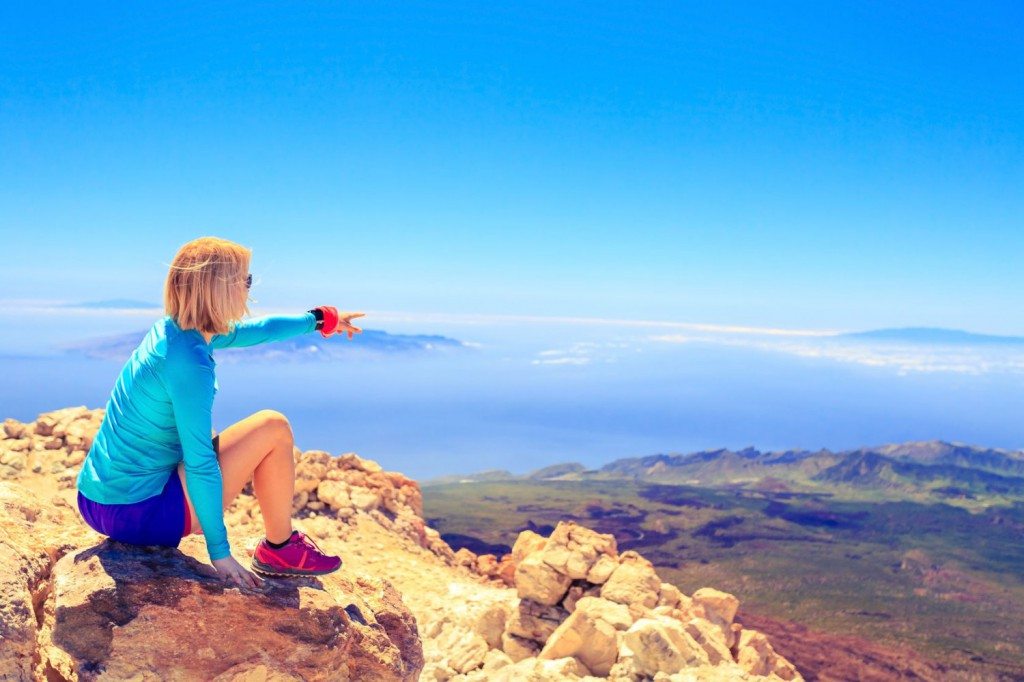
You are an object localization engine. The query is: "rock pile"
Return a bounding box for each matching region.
[288,449,456,563]
[417,521,801,681]
[1,406,802,681]
[2,406,103,486]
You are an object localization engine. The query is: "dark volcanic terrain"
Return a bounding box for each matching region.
[423,441,1024,681]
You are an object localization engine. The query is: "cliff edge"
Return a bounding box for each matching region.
[0,406,801,681]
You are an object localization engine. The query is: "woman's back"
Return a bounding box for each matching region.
[76,316,218,504]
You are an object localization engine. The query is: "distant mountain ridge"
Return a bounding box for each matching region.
[424,440,1024,503]
[601,440,1024,476]
[840,327,1024,345]
[62,327,466,361]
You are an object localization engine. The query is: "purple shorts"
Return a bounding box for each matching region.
[78,468,191,548]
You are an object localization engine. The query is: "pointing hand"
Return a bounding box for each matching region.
[335,312,364,340]
[317,306,365,340]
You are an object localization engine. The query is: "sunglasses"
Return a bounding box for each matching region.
[245,273,252,290]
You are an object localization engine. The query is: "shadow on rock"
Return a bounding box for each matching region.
[51,539,419,681]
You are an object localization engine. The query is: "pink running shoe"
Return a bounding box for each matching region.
[251,530,342,577]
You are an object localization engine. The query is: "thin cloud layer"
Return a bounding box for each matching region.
[649,334,1024,376]
[4,302,1020,376]
[530,341,637,367]
[368,310,839,337]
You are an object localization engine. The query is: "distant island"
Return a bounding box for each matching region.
[62,327,467,362]
[840,327,1024,345]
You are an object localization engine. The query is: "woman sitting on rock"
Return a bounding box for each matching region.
[75,236,363,588]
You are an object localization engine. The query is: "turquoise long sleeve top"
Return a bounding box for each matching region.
[76,312,318,562]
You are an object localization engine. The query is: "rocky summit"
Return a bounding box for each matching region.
[0,406,801,681]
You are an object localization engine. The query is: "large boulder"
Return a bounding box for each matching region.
[0,482,95,681]
[49,541,423,681]
[0,463,425,682]
[0,493,55,680]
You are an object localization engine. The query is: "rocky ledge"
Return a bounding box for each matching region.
[0,477,422,682]
[1,407,801,681]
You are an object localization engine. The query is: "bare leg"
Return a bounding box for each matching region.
[176,409,296,544]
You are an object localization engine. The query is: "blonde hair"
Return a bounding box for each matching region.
[164,237,252,336]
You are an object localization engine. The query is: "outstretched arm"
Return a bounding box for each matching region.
[209,312,318,349]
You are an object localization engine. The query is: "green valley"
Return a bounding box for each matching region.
[422,441,1024,680]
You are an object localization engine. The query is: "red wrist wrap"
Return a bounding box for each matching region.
[318,306,340,338]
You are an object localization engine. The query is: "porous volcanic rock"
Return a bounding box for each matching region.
[1,406,803,681]
[48,541,420,681]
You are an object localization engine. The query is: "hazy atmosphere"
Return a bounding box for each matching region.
[3,4,1024,680]
[2,2,1021,474]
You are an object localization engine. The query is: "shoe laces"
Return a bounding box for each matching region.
[293,530,328,556]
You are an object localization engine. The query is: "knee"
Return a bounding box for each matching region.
[255,409,293,442]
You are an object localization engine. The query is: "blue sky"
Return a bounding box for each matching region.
[2,2,1022,333]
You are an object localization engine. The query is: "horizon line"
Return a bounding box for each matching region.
[0,299,848,338]
[4,299,1022,341]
